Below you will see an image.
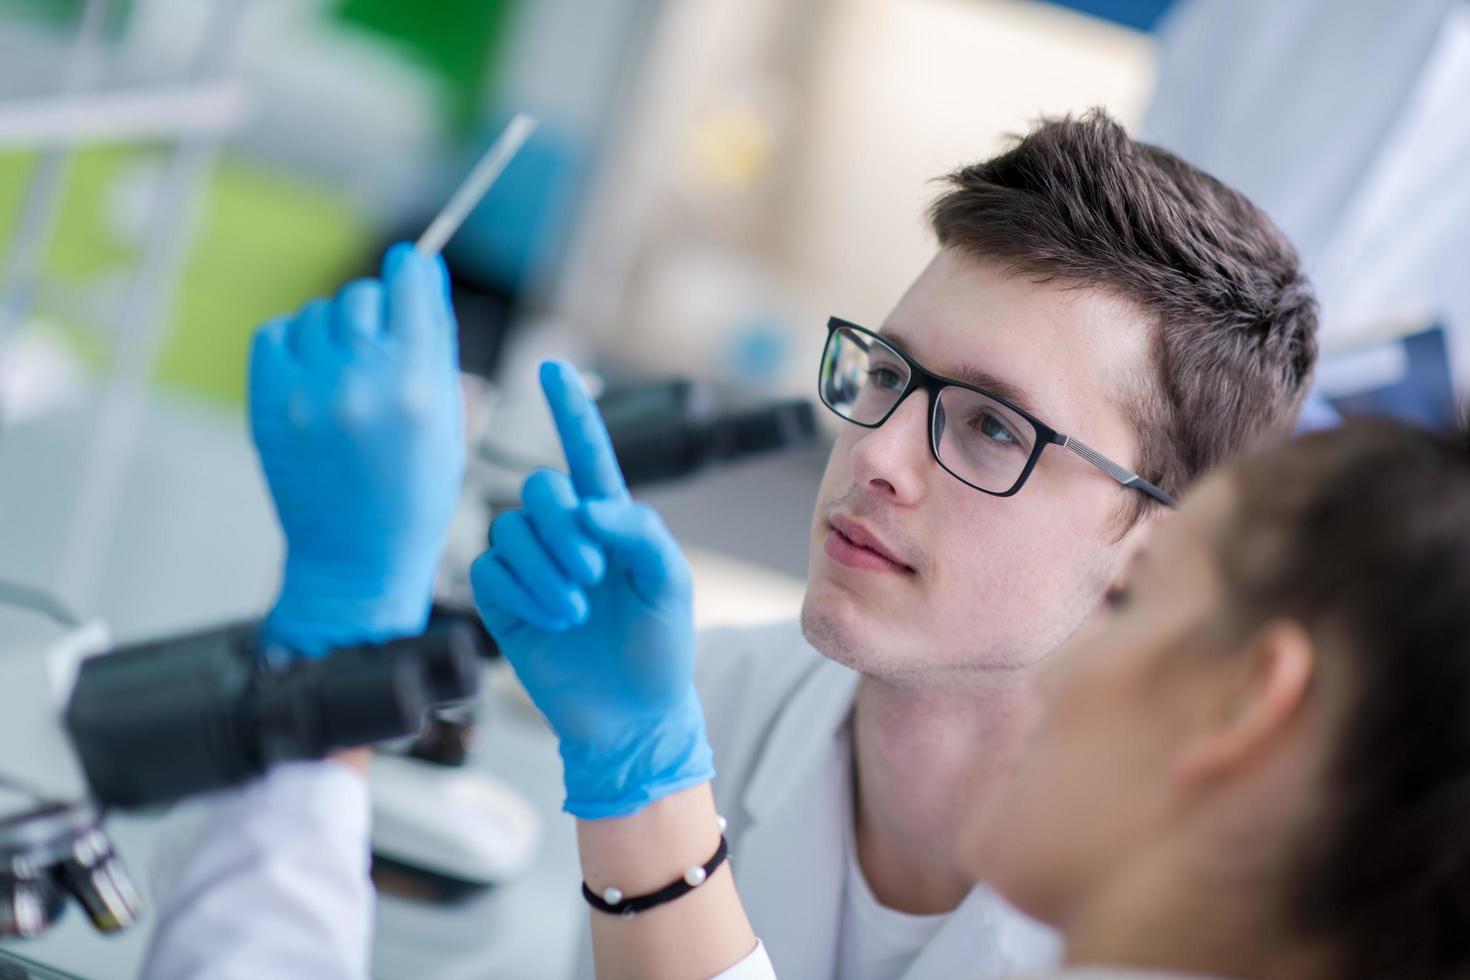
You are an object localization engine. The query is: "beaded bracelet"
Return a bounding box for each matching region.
[583,820,730,918]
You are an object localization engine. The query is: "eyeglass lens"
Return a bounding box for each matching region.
[819,325,1036,493]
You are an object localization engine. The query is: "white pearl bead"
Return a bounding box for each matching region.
[602,886,623,905]
[717,815,728,833]
[684,865,708,887]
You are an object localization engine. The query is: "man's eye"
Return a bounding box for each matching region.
[971,412,1018,445]
[867,365,905,390]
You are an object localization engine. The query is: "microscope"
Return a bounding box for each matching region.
[0,598,480,940]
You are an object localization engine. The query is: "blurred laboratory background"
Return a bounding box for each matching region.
[0,0,1465,977]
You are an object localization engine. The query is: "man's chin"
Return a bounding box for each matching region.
[800,586,891,675]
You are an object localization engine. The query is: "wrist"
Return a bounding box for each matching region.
[576,782,758,980]
[265,560,436,657]
[559,693,714,820]
[576,783,722,898]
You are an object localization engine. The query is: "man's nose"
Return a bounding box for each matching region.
[848,391,932,505]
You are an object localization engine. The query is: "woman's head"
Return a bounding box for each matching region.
[963,419,1470,979]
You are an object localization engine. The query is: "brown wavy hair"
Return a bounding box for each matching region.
[1220,418,1470,980]
[929,109,1318,527]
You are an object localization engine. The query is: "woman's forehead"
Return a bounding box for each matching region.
[1144,474,1236,593]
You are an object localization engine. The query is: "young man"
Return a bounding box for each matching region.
[523,109,1319,980]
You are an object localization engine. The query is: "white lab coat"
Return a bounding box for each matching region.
[1143,0,1470,383]
[140,761,374,980]
[572,619,1062,980]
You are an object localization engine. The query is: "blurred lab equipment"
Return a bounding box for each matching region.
[598,379,817,489]
[67,621,480,808]
[364,610,541,897]
[13,0,256,618]
[1144,0,1470,390]
[1316,323,1458,431]
[0,597,480,941]
[368,729,540,894]
[467,377,820,500]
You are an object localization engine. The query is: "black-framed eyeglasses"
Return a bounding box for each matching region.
[818,317,1177,508]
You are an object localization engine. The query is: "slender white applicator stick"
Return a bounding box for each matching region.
[415,112,538,256]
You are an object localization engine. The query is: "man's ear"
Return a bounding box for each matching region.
[1173,619,1316,788]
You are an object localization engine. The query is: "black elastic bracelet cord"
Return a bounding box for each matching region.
[583,835,729,918]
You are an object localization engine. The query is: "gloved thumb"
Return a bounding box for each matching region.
[579,499,690,606]
[382,242,455,351]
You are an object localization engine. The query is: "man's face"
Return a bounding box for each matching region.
[801,248,1157,679]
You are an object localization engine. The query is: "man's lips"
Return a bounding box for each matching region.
[825,515,915,574]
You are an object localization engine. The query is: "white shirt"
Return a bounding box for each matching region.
[835,812,947,980]
[715,941,779,980]
[140,761,373,980]
[830,718,947,980]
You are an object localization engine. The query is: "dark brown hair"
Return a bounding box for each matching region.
[928,110,1318,524]
[1219,419,1470,980]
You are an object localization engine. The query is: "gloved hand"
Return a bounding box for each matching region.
[250,242,465,656]
[471,360,712,819]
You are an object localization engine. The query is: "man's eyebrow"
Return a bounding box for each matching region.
[950,364,1040,417]
[879,327,1040,417]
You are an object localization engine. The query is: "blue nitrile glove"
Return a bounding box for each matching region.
[470,360,712,819]
[250,242,465,656]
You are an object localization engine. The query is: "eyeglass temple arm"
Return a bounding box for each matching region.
[1058,435,1178,510]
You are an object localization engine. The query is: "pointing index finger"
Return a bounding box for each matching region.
[540,360,628,501]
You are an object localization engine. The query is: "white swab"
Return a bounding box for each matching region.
[415,113,538,256]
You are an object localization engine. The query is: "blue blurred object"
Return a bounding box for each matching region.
[1295,391,1342,434]
[252,244,467,656]
[444,116,586,296]
[726,314,792,388]
[1312,323,1458,432]
[1040,0,1180,32]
